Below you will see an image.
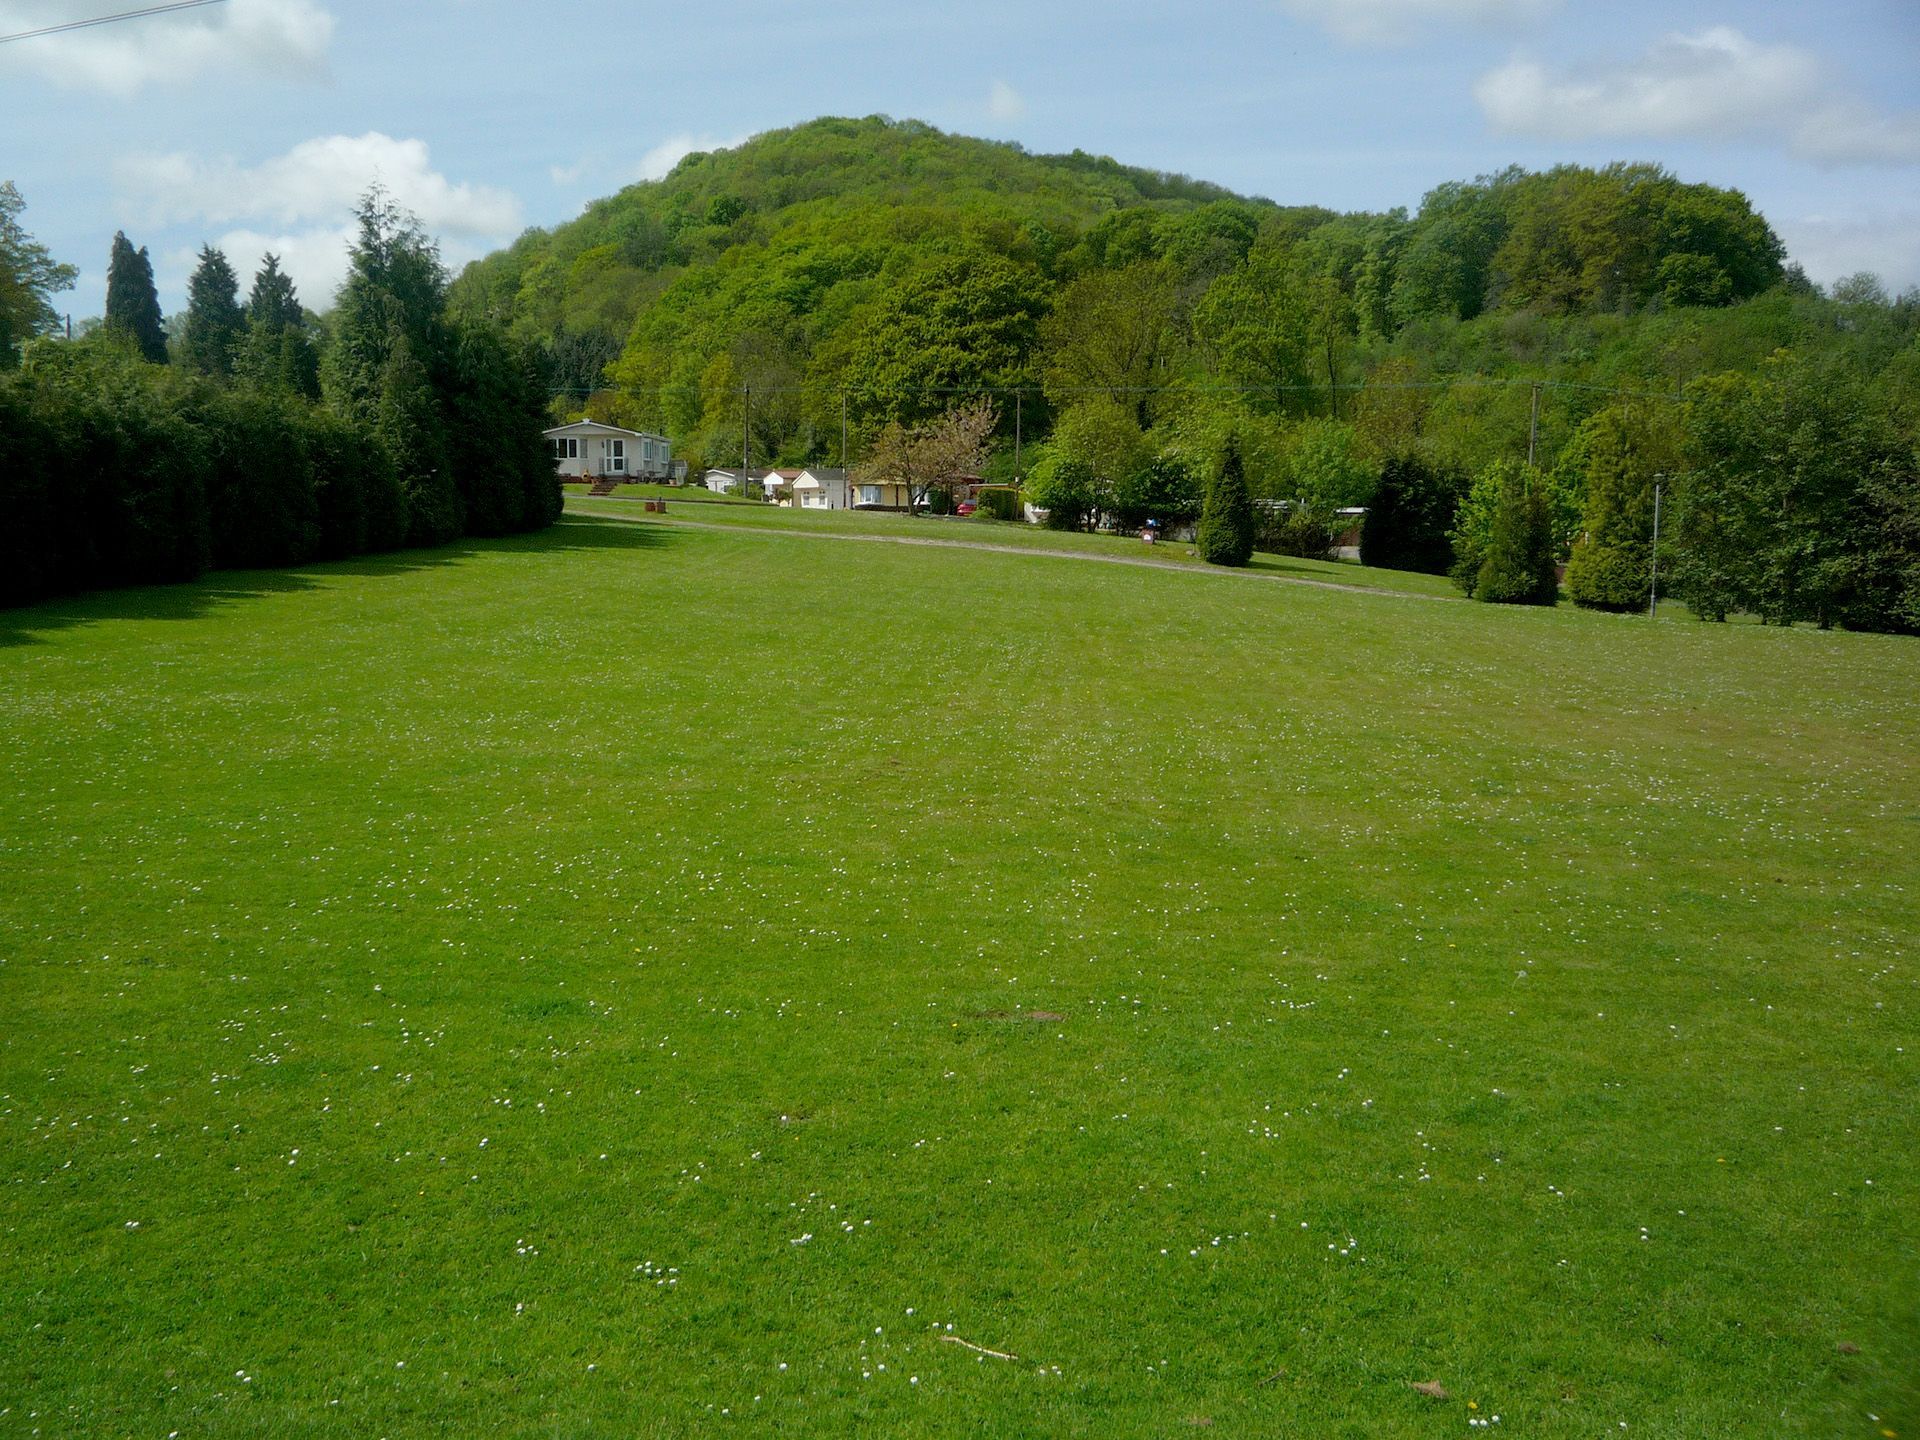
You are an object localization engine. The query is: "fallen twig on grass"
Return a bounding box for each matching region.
[940,1335,1020,1362]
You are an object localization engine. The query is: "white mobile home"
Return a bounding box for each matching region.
[543,421,674,481]
[792,468,852,509]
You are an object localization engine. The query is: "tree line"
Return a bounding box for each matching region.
[1,189,561,609]
[450,116,1918,632]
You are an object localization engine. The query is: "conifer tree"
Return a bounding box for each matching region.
[1198,436,1256,566]
[1474,465,1559,605]
[1565,406,1678,611]
[324,189,460,545]
[104,232,168,363]
[180,244,244,378]
[239,254,319,397]
[1360,453,1461,574]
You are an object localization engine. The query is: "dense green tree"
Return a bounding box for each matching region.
[1193,235,1322,416]
[1564,405,1681,611]
[1050,398,1148,493]
[837,250,1043,427]
[445,326,558,536]
[1040,261,1178,426]
[1111,453,1201,530]
[1472,464,1559,604]
[325,190,463,545]
[1361,454,1463,574]
[180,245,245,379]
[1672,360,1910,629]
[104,232,168,364]
[200,388,319,568]
[239,254,320,397]
[1198,437,1255,566]
[1023,451,1101,531]
[1,181,77,365]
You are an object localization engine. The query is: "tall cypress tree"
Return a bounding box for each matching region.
[103,232,168,364]
[180,244,244,378]
[1198,436,1256,567]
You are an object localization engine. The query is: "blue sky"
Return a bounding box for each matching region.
[3,0,1916,319]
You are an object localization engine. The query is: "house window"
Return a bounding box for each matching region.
[859,485,882,506]
[608,439,626,473]
[552,437,579,460]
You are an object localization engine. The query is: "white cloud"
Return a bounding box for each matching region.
[118,133,523,237]
[988,80,1027,123]
[635,133,749,183]
[120,132,523,307]
[1774,211,1920,294]
[0,0,332,97]
[194,224,508,311]
[1476,27,1920,166]
[1275,0,1555,46]
[549,159,592,187]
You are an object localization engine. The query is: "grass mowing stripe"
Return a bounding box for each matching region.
[1,514,1914,1437]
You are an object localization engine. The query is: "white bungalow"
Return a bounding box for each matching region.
[544,420,674,481]
[792,468,852,510]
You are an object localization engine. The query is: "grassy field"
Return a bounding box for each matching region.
[2,514,1915,1438]
[564,495,1464,598]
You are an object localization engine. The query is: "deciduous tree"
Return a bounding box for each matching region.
[0,181,76,365]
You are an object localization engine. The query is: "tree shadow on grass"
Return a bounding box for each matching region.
[0,514,679,649]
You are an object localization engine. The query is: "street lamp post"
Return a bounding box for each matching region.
[1648,474,1665,619]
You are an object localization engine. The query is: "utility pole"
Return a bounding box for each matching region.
[840,394,848,470]
[1014,390,1023,479]
[742,383,751,495]
[1527,383,1541,468]
[1648,475,1664,620]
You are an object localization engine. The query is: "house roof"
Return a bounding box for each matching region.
[543,420,666,442]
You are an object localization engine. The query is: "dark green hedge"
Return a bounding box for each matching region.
[3,335,560,610]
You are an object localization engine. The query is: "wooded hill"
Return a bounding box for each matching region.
[450,116,1918,632]
[448,114,1880,467]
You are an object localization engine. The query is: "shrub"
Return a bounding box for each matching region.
[1112,455,1201,531]
[973,485,1023,521]
[1257,503,1336,560]
[1026,454,1100,531]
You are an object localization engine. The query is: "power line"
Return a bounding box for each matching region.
[0,0,228,45]
[546,376,1688,403]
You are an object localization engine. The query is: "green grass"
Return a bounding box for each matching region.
[565,495,1463,598]
[559,480,757,504]
[2,515,1915,1438]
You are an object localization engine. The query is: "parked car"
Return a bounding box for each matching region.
[955,501,977,516]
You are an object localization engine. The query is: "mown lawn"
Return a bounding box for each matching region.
[564,494,1464,598]
[2,515,1915,1438]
